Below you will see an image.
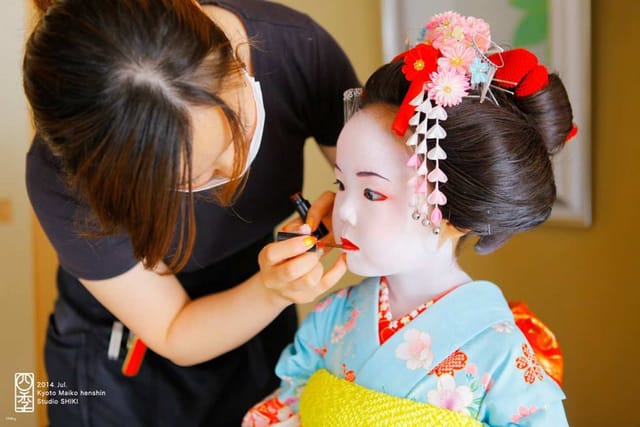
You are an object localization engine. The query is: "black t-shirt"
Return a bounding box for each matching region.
[27,0,359,283]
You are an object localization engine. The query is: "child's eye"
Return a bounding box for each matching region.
[334,179,345,191]
[363,188,388,201]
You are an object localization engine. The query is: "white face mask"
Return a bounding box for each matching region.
[180,70,265,192]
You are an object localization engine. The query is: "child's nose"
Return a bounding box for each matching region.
[336,199,357,227]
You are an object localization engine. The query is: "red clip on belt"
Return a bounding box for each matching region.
[122,335,147,376]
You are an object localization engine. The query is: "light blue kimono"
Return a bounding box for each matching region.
[275,278,568,426]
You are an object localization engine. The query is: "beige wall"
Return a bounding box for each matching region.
[7,0,638,426]
[0,1,37,426]
[283,0,640,426]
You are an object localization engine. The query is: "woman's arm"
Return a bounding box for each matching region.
[81,234,347,366]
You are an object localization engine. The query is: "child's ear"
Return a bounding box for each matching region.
[436,220,468,248]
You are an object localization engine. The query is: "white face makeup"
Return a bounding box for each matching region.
[332,106,441,277]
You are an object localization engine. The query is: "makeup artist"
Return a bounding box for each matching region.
[23,0,356,425]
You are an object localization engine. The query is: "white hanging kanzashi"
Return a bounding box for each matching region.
[406,88,449,231]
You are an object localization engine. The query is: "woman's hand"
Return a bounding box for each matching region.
[306,191,335,243]
[258,231,346,307]
[281,191,337,244]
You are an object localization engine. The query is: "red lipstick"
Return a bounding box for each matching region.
[340,237,359,251]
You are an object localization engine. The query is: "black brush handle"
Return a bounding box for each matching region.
[289,192,329,239]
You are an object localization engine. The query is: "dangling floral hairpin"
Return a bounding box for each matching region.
[392,11,578,233]
[392,12,495,233]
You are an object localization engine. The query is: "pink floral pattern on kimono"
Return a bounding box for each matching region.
[394,328,434,370]
[426,374,474,415]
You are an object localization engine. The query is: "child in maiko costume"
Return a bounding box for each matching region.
[244,11,574,427]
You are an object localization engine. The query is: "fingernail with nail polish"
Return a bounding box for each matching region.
[303,237,317,248]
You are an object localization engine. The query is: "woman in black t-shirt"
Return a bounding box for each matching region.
[24,0,357,425]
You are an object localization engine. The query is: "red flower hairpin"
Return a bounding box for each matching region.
[392,44,440,137]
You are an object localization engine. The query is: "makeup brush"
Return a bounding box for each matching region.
[276,232,344,251]
[316,241,344,249]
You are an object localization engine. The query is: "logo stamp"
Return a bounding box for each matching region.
[14,373,35,413]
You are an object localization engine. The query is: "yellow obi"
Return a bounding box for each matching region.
[299,369,483,427]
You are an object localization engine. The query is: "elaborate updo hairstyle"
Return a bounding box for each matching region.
[361,59,573,254]
[24,0,248,271]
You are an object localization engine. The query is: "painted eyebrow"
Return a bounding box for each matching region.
[356,171,390,181]
[333,165,390,182]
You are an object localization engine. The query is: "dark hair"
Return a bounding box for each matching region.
[361,59,573,254]
[24,0,249,272]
